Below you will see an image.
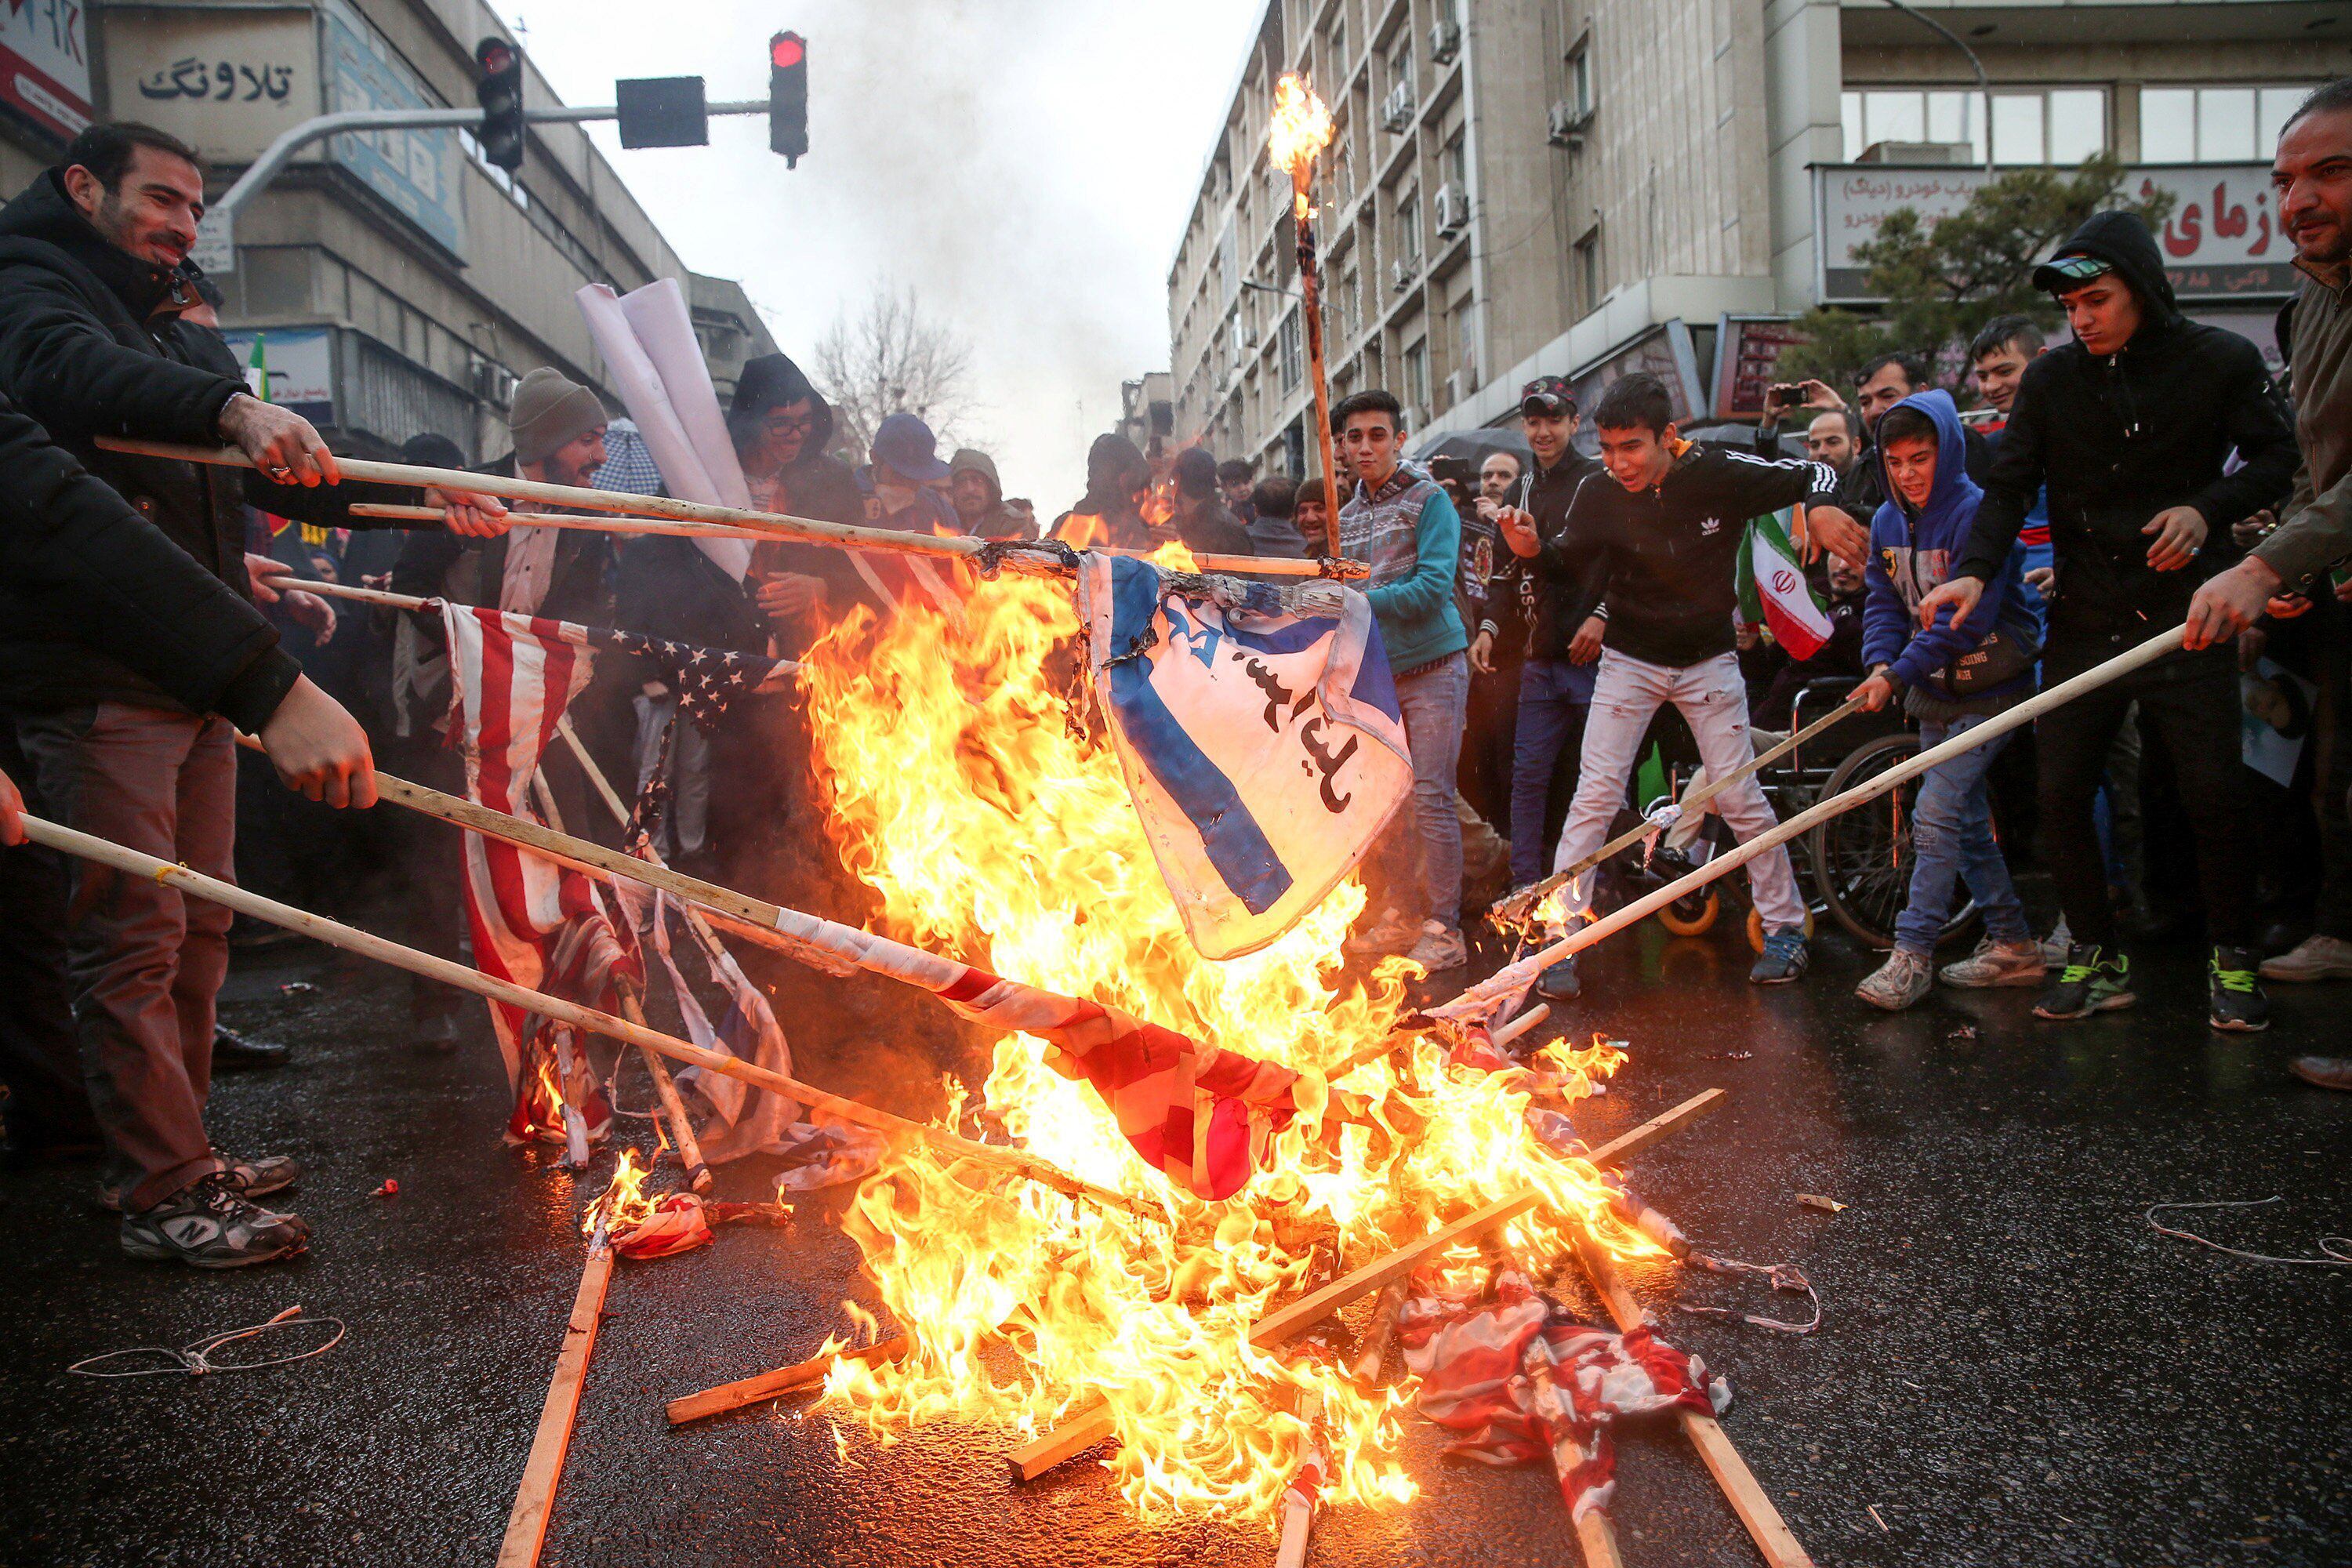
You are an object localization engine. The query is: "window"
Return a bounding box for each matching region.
[1403,338,1430,415]
[1840,87,2107,165]
[1392,42,1413,99]
[1328,17,1347,80]
[1446,135,1469,190]
[1279,310,1304,393]
[2140,85,2314,164]
[1334,134,1356,207]
[1566,34,1594,122]
[1573,226,1600,318]
[1340,266,1361,339]
[1396,189,1421,261]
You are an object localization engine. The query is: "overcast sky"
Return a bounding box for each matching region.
[512,0,1261,510]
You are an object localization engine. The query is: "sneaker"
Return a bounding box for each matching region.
[1749,927,1809,985]
[2037,916,2073,970]
[1344,908,1419,959]
[1855,948,1934,1011]
[119,1171,309,1269]
[2033,944,2135,1020]
[216,1149,300,1201]
[1406,921,1469,972]
[2208,946,2270,1033]
[1536,953,1581,1001]
[2288,1056,2352,1091]
[2260,935,2352,983]
[1939,937,2047,989]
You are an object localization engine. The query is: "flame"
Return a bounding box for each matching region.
[585,1146,655,1237]
[1269,73,1334,219]
[794,577,1661,1523]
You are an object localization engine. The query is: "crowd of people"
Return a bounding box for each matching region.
[2,85,2350,1272]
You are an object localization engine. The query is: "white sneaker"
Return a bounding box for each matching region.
[1344,907,1418,958]
[1940,936,2046,989]
[2260,935,2352,983]
[1406,920,1469,972]
[2037,916,2073,969]
[1855,947,1934,1011]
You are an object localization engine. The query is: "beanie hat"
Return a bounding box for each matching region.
[509,367,606,466]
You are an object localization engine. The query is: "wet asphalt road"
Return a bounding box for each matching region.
[0,913,2347,1568]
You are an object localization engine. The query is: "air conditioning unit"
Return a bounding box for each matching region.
[470,356,517,408]
[1435,181,1468,237]
[1547,100,1588,149]
[1381,81,1414,133]
[1391,255,1418,292]
[1428,19,1461,64]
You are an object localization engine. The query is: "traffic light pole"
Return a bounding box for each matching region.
[207,100,771,229]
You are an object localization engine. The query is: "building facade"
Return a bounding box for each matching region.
[1169,0,2349,467]
[0,0,771,463]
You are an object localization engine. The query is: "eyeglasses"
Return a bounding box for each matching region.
[763,412,817,434]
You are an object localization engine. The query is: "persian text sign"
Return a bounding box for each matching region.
[1817,163,2287,301]
[0,0,91,141]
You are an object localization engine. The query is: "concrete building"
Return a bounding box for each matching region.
[0,0,772,463]
[1168,0,2349,468]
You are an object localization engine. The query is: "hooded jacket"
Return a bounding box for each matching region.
[948,447,1032,539]
[728,352,881,644]
[1860,390,2038,713]
[0,169,411,722]
[1055,433,1156,550]
[1951,210,2296,659]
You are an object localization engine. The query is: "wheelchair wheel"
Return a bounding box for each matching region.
[1745,904,1817,955]
[1656,887,1720,936]
[1808,732,1982,951]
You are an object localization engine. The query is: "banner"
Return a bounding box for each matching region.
[1077,555,1412,960]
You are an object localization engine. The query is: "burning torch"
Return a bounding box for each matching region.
[1269,73,1339,561]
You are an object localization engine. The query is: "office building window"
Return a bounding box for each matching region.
[1328,17,1347,80]
[1841,87,2106,165]
[1566,34,1594,121]
[1396,189,1421,262]
[1279,310,1304,393]
[1340,266,1361,339]
[1403,338,1430,415]
[1573,225,1600,318]
[2140,85,2314,163]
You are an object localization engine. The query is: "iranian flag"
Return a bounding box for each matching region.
[1736,510,1832,659]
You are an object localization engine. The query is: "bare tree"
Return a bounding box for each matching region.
[811,282,978,461]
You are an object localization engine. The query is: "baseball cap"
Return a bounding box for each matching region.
[1519,375,1577,419]
[2031,250,2113,293]
[871,411,951,482]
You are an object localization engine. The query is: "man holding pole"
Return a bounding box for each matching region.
[1534,373,1864,998]
[1918,210,2296,1031]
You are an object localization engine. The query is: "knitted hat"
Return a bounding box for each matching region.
[509,367,606,466]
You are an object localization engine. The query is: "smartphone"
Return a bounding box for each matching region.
[1766,382,1805,411]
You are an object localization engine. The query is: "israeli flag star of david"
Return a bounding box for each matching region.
[1078,554,1414,960]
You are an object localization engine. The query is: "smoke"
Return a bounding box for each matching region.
[514,0,1260,513]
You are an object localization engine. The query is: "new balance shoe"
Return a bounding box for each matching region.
[2208,946,2270,1033]
[1939,936,2045,989]
[2259,935,2352,983]
[1406,921,1469,973]
[120,1172,309,1269]
[2033,944,2135,1020]
[1749,928,1809,985]
[216,1149,300,1201]
[1343,908,1419,959]
[1855,947,1934,1011]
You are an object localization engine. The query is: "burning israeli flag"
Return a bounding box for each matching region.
[1077,554,1413,960]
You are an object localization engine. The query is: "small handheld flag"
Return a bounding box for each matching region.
[1737,510,1832,660]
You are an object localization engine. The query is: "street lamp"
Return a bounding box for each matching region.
[1877,0,1995,172]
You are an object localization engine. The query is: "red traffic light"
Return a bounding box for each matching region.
[479,38,515,74]
[771,33,804,69]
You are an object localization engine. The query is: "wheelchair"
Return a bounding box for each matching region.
[1613,677,1985,953]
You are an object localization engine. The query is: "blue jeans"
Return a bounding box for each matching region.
[1372,651,1470,934]
[1893,710,2031,955]
[1508,658,1596,887]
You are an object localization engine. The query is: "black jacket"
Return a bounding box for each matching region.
[1548,443,1841,668]
[391,454,615,640]
[0,391,299,731]
[1486,449,1606,662]
[0,169,412,716]
[1953,209,2297,652]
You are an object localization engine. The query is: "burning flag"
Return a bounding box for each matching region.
[1076,554,1412,960]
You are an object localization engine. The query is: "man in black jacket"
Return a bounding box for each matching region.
[1918,209,2298,1032]
[1537,373,1863,996]
[0,123,486,1266]
[1479,376,1606,895]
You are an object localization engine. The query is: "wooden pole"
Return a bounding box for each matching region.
[1489,691,1870,930]
[613,982,711,1194]
[1566,1225,1813,1568]
[665,1334,910,1427]
[1443,623,2190,1021]
[1005,1087,1725,1480]
[15,811,1146,1218]
[1291,169,1342,559]
[495,1229,613,1568]
[348,500,771,541]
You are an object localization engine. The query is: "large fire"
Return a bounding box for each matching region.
[796,572,1659,1524]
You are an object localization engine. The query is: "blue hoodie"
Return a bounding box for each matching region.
[1860,390,2039,709]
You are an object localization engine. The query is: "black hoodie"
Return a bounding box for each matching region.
[1951,209,2296,659]
[0,169,413,721]
[727,351,879,647]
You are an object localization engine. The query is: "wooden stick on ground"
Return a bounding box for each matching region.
[1566,1226,1814,1568]
[1005,1087,1726,1480]
[16,811,1145,1218]
[665,1335,911,1427]
[495,1229,614,1568]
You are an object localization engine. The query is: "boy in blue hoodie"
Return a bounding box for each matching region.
[1851,390,2045,1011]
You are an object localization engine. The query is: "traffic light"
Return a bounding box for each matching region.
[768,31,808,165]
[475,37,525,172]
